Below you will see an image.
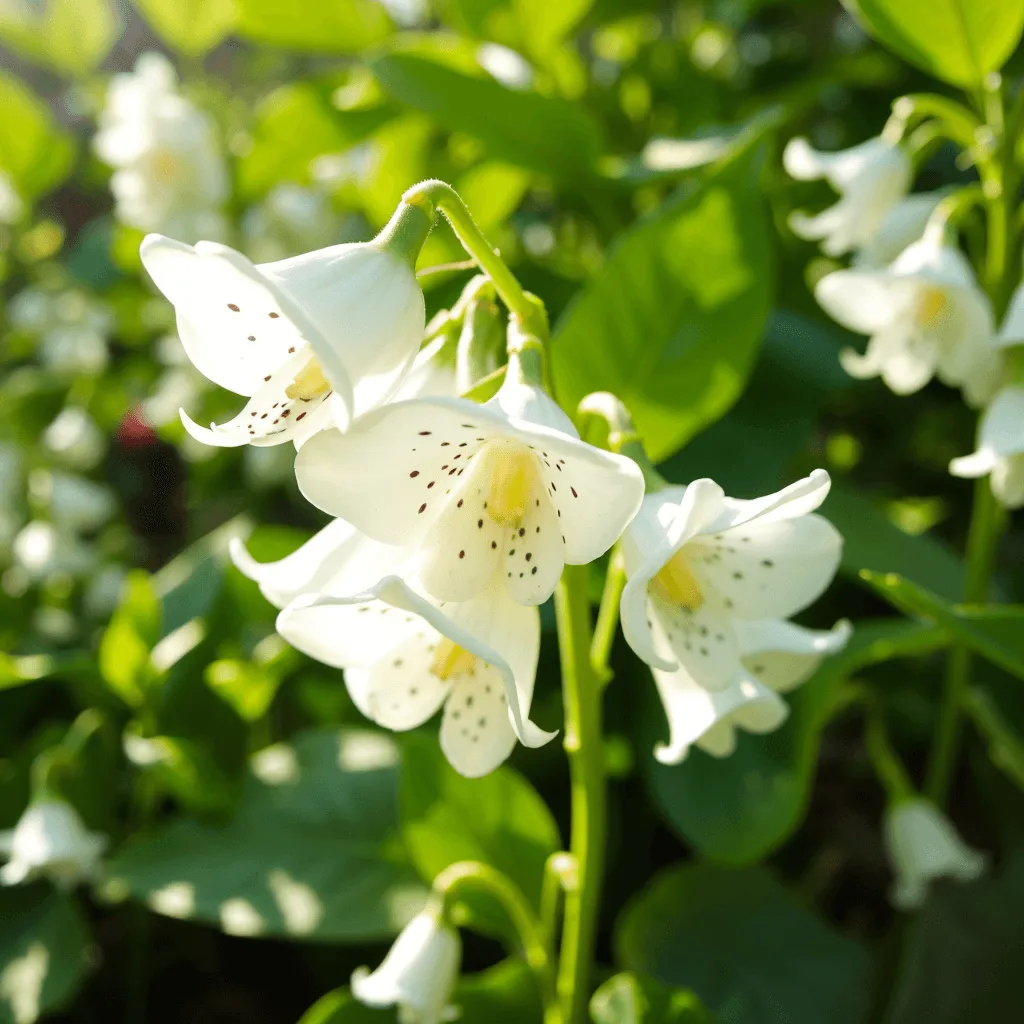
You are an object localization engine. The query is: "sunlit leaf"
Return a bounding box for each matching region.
[0,0,118,76]
[131,0,236,56]
[590,972,713,1024]
[235,0,393,53]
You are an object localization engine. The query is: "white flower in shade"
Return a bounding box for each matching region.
[784,135,911,257]
[619,470,842,685]
[43,407,105,470]
[853,192,944,269]
[816,236,998,403]
[884,797,986,910]
[0,800,107,889]
[241,184,340,264]
[139,209,427,448]
[949,387,1024,507]
[94,52,228,240]
[352,906,460,1023]
[294,357,645,606]
[649,618,850,763]
[233,523,554,778]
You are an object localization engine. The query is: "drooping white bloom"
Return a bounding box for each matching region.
[884,797,986,910]
[294,358,645,606]
[0,799,107,889]
[351,906,461,1024]
[43,407,105,470]
[233,521,554,777]
[93,52,228,241]
[241,184,341,264]
[853,192,944,269]
[619,471,842,684]
[784,135,911,257]
[139,213,427,448]
[648,618,850,764]
[949,387,1024,507]
[816,236,999,404]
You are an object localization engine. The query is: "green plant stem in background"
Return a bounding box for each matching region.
[554,564,606,1024]
[590,549,626,688]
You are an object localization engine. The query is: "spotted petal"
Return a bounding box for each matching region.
[735,618,852,693]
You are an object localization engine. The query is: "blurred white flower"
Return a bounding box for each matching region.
[12,522,94,580]
[950,387,1024,507]
[885,797,986,910]
[0,171,24,224]
[784,135,911,257]
[619,470,841,681]
[477,44,534,90]
[817,236,999,404]
[32,471,116,532]
[242,184,340,264]
[853,192,945,269]
[44,407,105,470]
[9,286,113,376]
[94,52,228,241]
[352,906,461,1023]
[0,799,107,890]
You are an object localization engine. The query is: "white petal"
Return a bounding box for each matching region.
[998,282,1024,346]
[501,491,564,606]
[949,448,999,479]
[991,454,1024,508]
[690,513,842,620]
[892,238,978,291]
[140,235,353,420]
[440,663,518,777]
[711,468,832,532]
[976,387,1024,457]
[815,269,912,335]
[854,193,943,270]
[651,598,742,692]
[181,347,339,448]
[735,618,852,693]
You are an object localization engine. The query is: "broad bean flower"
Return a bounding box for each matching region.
[884,797,986,910]
[0,799,106,889]
[784,135,911,257]
[816,236,998,403]
[949,387,1024,507]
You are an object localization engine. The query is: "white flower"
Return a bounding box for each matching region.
[853,192,944,269]
[648,618,850,764]
[0,800,107,889]
[139,221,426,448]
[43,407,105,470]
[12,522,94,580]
[233,521,554,777]
[351,906,460,1024]
[241,184,340,264]
[950,386,1024,507]
[619,471,842,683]
[816,236,998,403]
[996,278,1024,347]
[293,360,645,606]
[784,135,911,257]
[94,52,228,240]
[884,797,986,910]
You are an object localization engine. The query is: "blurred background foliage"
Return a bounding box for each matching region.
[0,0,1021,1021]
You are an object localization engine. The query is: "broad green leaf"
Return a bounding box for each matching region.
[369,50,603,178]
[616,864,870,1024]
[861,570,1024,680]
[456,162,531,232]
[0,72,75,201]
[0,890,91,1024]
[841,0,1024,87]
[98,571,162,709]
[644,619,946,864]
[234,0,392,53]
[298,960,543,1023]
[591,972,713,1024]
[399,735,560,933]
[886,855,1024,1023]
[131,0,236,56]
[827,486,966,600]
[107,729,426,941]
[0,0,117,76]
[552,145,773,461]
[514,0,592,57]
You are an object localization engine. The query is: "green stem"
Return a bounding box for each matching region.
[863,696,915,801]
[403,180,547,338]
[554,564,606,1024]
[925,480,1004,803]
[590,549,626,688]
[433,861,560,1023]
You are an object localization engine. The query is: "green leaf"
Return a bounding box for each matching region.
[0,72,75,201]
[399,735,560,933]
[514,0,592,58]
[131,0,236,56]
[0,891,91,1024]
[841,0,1024,87]
[298,960,543,1023]
[0,0,117,76]
[861,570,1024,680]
[827,486,966,600]
[965,687,1024,791]
[886,854,1024,1023]
[369,50,603,178]
[107,729,427,942]
[616,864,870,1024]
[234,0,392,53]
[551,144,773,462]
[456,162,531,232]
[643,619,946,864]
[98,571,163,709]
[591,972,713,1024]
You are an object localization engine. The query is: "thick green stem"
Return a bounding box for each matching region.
[554,564,605,1024]
[590,549,626,688]
[926,480,1004,803]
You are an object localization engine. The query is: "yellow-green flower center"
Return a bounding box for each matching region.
[285,358,330,401]
[916,286,949,327]
[652,549,704,610]
[485,443,538,527]
[431,638,478,680]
